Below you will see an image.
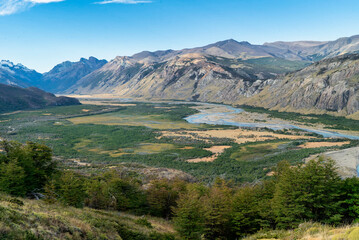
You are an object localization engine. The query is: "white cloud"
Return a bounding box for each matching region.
[0,0,63,16]
[29,0,63,2]
[95,0,152,4]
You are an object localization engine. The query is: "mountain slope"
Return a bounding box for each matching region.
[0,60,42,87]
[264,35,359,61]
[243,54,359,116]
[0,84,80,113]
[67,53,307,102]
[42,57,107,93]
[69,53,359,118]
[2,34,359,95]
[128,35,359,64]
[0,193,176,240]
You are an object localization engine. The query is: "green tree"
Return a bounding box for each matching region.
[109,177,147,214]
[202,179,234,239]
[0,160,26,196]
[173,184,207,240]
[58,171,87,208]
[146,179,187,219]
[341,177,359,222]
[232,186,262,236]
[85,179,113,209]
[0,141,56,196]
[272,157,343,229]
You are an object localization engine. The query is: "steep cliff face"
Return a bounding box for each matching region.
[244,54,359,115]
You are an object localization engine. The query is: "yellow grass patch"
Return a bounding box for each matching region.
[64,94,125,99]
[74,139,175,157]
[81,101,137,107]
[299,141,350,149]
[231,142,286,162]
[161,128,311,144]
[348,111,359,120]
[180,146,194,150]
[206,145,232,154]
[187,146,231,163]
[71,159,92,167]
[119,143,176,155]
[68,113,199,129]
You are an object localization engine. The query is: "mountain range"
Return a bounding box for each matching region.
[0,57,107,92]
[1,34,359,117]
[0,60,42,87]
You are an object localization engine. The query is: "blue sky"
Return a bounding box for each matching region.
[0,0,358,72]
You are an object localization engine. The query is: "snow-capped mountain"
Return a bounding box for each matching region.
[0,60,42,87]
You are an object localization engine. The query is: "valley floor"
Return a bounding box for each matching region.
[1,98,359,181]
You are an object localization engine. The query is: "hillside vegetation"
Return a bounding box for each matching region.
[3,140,359,239]
[244,54,359,117]
[0,84,80,113]
[3,103,355,183]
[0,194,176,240]
[245,222,359,240]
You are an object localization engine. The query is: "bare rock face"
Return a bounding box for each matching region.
[244,54,359,115]
[67,53,290,102]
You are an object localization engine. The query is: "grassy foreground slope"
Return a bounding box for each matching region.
[245,222,359,240]
[0,194,177,240]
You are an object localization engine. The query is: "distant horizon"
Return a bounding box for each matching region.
[2,33,359,74]
[1,0,359,72]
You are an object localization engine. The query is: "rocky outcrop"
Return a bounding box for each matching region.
[244,54,359,115]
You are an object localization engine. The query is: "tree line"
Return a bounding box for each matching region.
[1,140,359,239]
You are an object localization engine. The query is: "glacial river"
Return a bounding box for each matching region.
[184,103,359,140]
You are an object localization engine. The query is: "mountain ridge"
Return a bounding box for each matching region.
[0,84,80,113]
[41,57,108,93]
[2,35,359,118]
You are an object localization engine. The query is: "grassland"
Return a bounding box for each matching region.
[0,101,357,183]
[230,141,288,161]
[69,113,199,129]
[244,222,359,240]
[0,193,177,240]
